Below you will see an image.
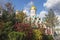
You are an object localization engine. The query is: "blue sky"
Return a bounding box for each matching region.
[1,0,60,18]
[11,0,46,14]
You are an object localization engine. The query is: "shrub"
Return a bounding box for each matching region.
[8,31,25,40]
[32,29,43,40]
[42,35,54,40]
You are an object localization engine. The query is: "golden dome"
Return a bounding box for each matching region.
[30,5,36,10]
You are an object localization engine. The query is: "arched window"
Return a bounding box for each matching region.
[39,18,40,20]
[35,17,37,20]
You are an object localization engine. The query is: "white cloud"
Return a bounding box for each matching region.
[39,11,48,19]
[23,9,29,16]
[44,0,60,15]
[24,1,33,9]
[23,1,34,16]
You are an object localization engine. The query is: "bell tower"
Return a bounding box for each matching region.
[30,5,36,17]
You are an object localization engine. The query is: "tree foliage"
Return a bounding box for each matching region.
[8,31,25,40]
[16,11,26,23]
[44,9,59,27]
[0,2,15,40]
[33,29,43,40]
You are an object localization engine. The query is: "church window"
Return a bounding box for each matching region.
[32,11,34,13]
[35,17,37,20]
[39,18,40,20]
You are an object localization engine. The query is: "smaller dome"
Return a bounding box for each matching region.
[30,5,36,10]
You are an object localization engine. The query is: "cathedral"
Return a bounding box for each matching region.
[23,5,42,28]
[23,5,53,35]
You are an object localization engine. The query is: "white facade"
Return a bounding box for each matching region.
[30,10,36,17]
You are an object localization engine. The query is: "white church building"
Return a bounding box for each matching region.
[23,5,42,28]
